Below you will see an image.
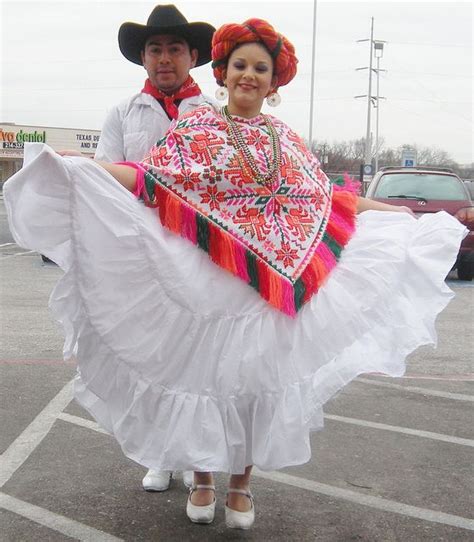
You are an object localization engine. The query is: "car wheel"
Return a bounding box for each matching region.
[457,263,473,281]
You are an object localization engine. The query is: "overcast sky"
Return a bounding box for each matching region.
[1,0,472,164]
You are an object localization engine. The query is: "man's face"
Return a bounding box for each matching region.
[141,34,198,94]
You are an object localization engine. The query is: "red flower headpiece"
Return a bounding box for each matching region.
[211,18,298,90]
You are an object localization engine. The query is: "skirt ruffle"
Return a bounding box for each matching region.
[4,144,466,473]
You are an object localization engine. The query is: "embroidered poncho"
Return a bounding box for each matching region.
[135,104,358,316]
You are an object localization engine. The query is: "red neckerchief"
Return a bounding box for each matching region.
[141,76,202,120]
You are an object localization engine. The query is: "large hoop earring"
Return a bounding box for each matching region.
[266,92,281,107]
[215,86,228,101]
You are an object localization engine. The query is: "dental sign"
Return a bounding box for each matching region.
[0,128,46,148]
[0,124,100,158]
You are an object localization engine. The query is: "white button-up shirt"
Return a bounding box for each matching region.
[95,92,213,163]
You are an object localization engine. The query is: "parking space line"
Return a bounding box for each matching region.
[254,470,474,531]
[356,377,474,402]
[448,281,474,289]
[325,414,474,447]
[1,250,36,260]
[59,412,474,530]
[0,358,73,366]
[393,374,474,382]
[368,371,474,382]
[57,412,110,435]
[0,380,74,488]
[0,492,123,542]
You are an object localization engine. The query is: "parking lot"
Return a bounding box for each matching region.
[1,195,473,541]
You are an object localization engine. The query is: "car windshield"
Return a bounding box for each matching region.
[374,173,468,200]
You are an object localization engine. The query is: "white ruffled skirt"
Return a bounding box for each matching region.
[4,144,466,474]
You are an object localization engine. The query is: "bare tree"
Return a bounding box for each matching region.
[305,138,465,178]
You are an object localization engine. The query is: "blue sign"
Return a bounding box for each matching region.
[401,149,417,167]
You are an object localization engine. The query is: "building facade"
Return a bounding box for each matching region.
[0,123,101,187]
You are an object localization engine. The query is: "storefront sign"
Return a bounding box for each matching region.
[0,128,46,148]
[76,133,100,150]
[0,124,100,157]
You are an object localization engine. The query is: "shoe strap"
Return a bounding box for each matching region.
[190,484,215,493]
[227,488,253,499]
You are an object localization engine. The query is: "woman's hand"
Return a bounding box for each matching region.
[357,196,416,217]
[394,205,416,217]
[57,150,84,157]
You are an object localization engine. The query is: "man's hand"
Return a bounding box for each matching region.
[454,207,474,226]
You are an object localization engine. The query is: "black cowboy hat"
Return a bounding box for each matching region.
[118,4,215,67]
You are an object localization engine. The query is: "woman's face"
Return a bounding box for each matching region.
[224,42,277,118]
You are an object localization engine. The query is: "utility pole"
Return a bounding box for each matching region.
[355,19,386,182]
[308,0,318,149]
[363,17,374,166]
[373,41,386,171]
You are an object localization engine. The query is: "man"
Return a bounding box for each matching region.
[95,4,215,162]
[95,4,215,492]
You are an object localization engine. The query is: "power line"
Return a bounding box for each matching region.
[387,40,470,48]
[387,102,473,130]
[386,71,471,79]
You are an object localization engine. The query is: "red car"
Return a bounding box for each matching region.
[366,167,474,280]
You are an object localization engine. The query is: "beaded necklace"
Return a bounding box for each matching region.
[222,105,281,186]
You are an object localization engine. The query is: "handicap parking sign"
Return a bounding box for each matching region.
[401,149,417,167]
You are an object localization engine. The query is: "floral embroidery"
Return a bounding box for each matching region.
[175,168,201,192]
[203,165,223,185]
[146,105,332,275]
[200,185,226,211]
[247,129,269,152]
[142,105,358,315]
[276,241,299,268]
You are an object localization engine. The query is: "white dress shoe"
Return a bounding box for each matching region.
[142,469,172,492]
[182,470,194,489]
[186,484,216,524]
[225,488,255,530]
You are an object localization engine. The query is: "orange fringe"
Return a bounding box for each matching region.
[331,190,358,216]
[268,267,283,310]
[149,177,359,316]
[256,258,271,303]
[300,254,328,304]
[326,218,351,246]
[208,222,238,275]
[164,192,182,233]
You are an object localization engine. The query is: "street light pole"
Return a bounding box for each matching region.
[308,0,318,149]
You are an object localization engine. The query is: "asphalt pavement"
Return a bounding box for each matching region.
[1,196,473,541]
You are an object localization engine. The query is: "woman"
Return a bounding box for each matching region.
[4,19,466,530]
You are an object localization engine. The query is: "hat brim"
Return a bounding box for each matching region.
[118,22,215,67]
